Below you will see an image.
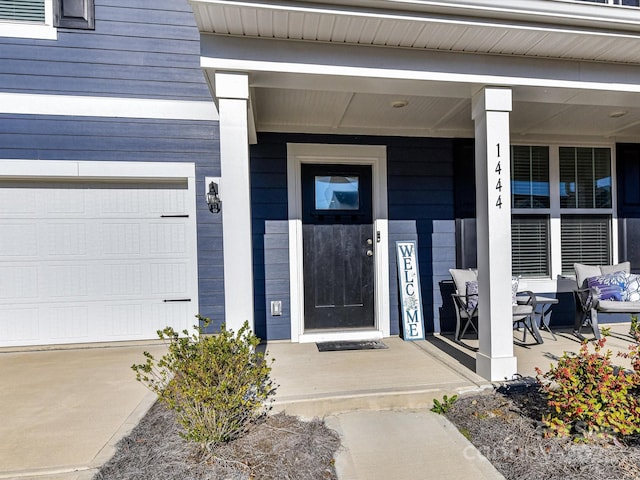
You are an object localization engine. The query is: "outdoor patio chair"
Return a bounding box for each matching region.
[573,261,640,341]
[449,268,542,349]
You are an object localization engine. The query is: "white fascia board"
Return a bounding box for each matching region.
[203,57,640,95]
[0,93,218,121]
[193,0,640,34]
[0,160,195,179]
[200,34,640,95]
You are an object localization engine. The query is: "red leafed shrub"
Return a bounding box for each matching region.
[536,338,640,440]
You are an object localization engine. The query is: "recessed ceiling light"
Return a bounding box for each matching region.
[391,100,408,108]
[609,110,627,118]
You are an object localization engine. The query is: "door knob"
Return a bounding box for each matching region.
[366,238,373,245]
[366,249,374,257]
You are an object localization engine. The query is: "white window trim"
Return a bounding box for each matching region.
[0,0,56,40]
[286,143,390,343]
[511,141,617,293]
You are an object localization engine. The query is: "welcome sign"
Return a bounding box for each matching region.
[396,241,425,341]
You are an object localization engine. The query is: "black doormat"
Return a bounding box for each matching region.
[316,340,388,352]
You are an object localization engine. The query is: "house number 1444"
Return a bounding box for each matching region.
[495,143,502,209]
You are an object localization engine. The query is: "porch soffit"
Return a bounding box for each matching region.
[189,0,640,64]
[193,1,640,140]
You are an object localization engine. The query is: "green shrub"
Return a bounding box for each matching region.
[132,317,276,452]
[536,338,640,440]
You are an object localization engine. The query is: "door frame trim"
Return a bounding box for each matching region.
[287,143,390,343]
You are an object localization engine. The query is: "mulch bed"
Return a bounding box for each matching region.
[445,382,640,480]
[94,402,340,480]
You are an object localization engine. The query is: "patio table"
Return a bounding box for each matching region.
[517,295,559,341]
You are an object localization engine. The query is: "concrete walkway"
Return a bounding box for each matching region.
[1,323,636,479]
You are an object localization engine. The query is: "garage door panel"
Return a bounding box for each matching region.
[101,264,143,296]
[150,263,189,295]
[149,222,187,254]
[103,304,143,338]
[0,266,38,299]
[148,189,188,215]
[150,302,192,335]
[46,265,88,298]
[46,223,87,256]
[98,189,141,215]
[0,307,40,343]
[0,189,36,215]
[102,223,142,255]
[47,189,86,214]
[48,306,90,340]
[1,224,38,256]
[0,178,198,347]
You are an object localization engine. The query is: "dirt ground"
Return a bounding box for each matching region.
[445,381,640,480]
[94,402,340,480]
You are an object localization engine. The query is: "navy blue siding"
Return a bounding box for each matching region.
[0,0,211,100]
[250,139,291,341]
[251,133,458,338]
[386,138,456,335]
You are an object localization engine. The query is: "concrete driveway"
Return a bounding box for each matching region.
[0,342,166,480]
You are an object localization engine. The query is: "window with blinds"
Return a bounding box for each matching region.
[559,147,611,209]
[561,215,611,274]
[0,0,45,22]
[512,215,550,277]
[511,146,550,209]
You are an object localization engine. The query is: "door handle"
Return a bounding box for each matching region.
[366,249,374,257]
[366,238,373,245]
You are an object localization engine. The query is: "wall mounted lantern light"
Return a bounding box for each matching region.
[206,180,221,213]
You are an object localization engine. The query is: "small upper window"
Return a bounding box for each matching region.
[315,176,360,210]
[0,0,45,22]
[0,0,56,39]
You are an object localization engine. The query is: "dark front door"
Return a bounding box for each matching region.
[301,164,375,330]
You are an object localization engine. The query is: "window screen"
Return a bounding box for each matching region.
[511,146,550,209]
[561,215,611,274]
[0,0,44,22]
[512,215,550,277]
[559,147,611,209]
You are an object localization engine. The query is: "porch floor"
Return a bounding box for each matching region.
[267,322,638,417]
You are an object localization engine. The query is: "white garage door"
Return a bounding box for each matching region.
[0,179,198,347]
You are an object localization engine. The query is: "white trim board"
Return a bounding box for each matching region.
[0,93,218,121]
[0,160,196,179]
[286,143,390,343]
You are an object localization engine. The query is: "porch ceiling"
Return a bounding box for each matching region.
[192,0,640,141]
[250,85,640,140]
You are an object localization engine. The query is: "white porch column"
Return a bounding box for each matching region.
[471,87,517,381]
[215,72,254,332]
